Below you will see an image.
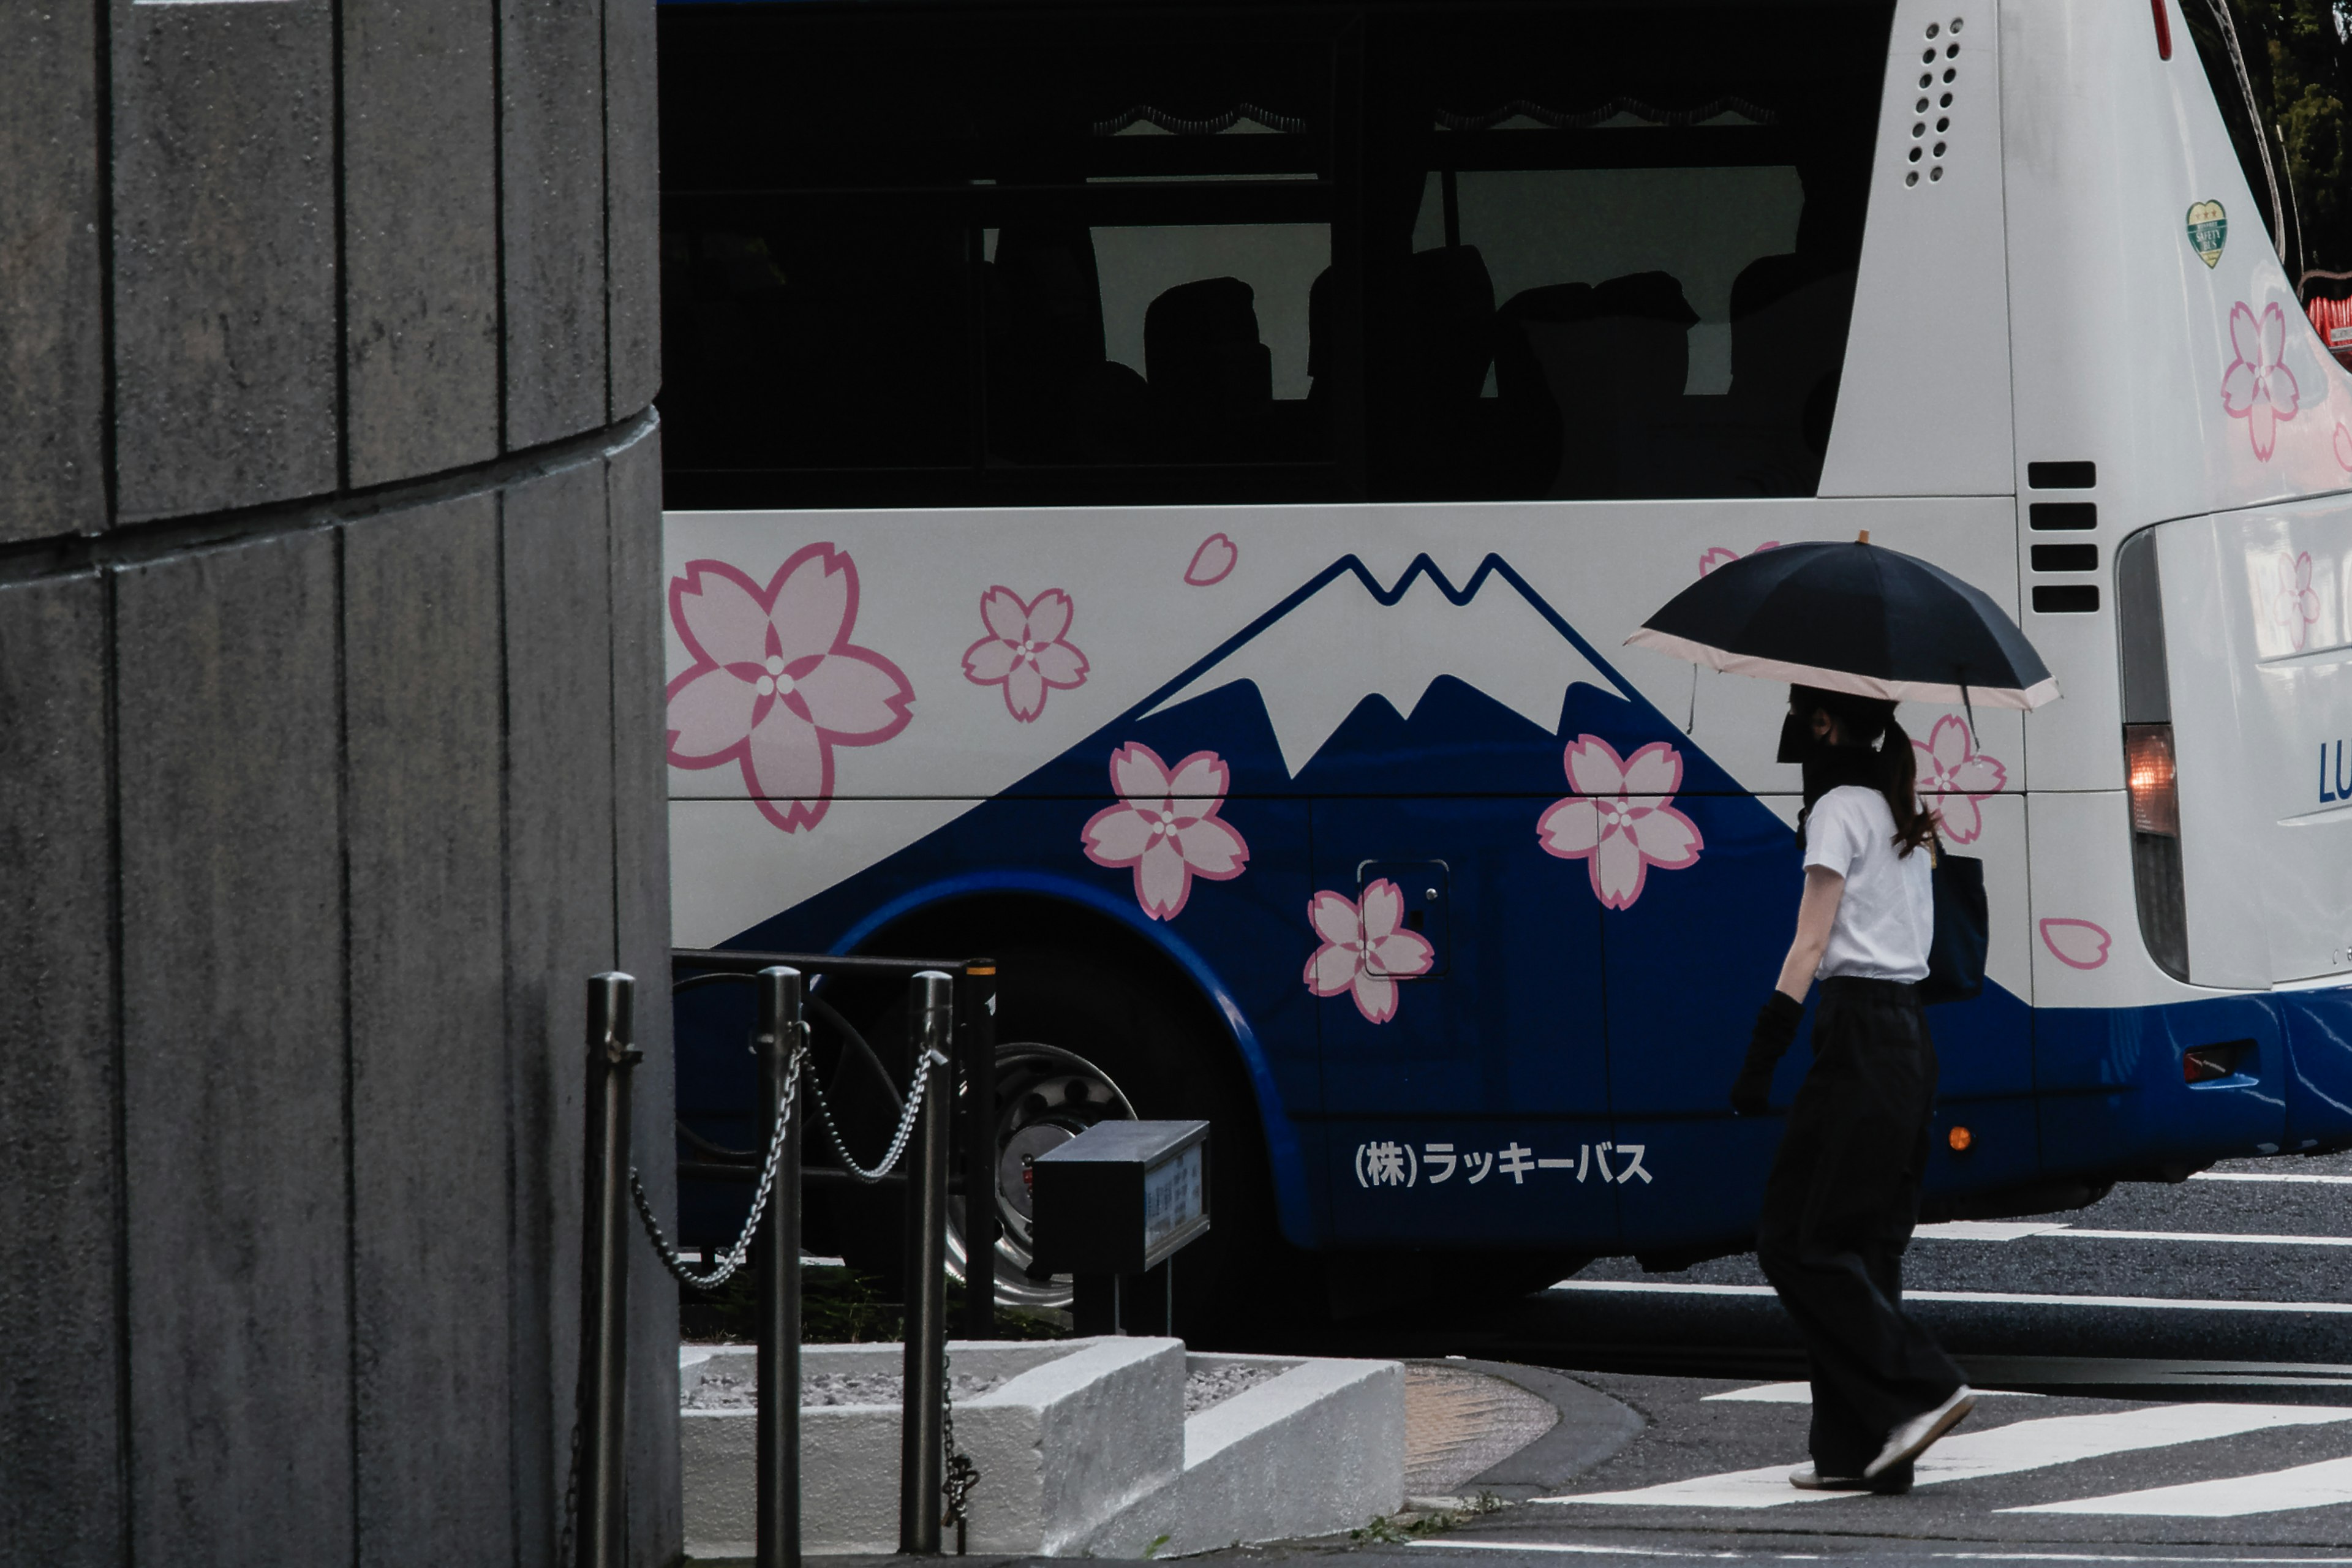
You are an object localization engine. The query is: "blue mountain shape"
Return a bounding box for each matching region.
[1136,552,1742,796]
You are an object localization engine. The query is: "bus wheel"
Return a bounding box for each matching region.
[947,1040,1138,1314]
[979,939,1319,1341]
[810,904,1316,1338]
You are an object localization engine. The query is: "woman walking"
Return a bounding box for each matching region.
[1730,684,1975,1494]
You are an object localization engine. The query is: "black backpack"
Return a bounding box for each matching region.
[1918,839,1989,1005]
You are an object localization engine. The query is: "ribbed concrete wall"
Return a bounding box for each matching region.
[0,2,676,1565]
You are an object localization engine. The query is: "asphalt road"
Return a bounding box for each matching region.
[1220,1150,2352,1564]
[1286,1150,2352,1398]
[1549,1148,2352,1393]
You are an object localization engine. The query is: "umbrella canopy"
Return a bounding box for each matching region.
[1626,538,2059,709]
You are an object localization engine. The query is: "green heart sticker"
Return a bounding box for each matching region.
[2187,200,2227,268]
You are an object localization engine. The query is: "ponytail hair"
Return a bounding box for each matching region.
[1875,712,1940,856]
[1789,685,1942,857]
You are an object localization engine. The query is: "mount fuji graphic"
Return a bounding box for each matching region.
[1143,555,1634,778]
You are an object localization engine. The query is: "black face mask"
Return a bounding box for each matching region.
[1782,710,1883,820]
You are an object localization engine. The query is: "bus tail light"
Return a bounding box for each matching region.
[2149,0,2172,60]
[2125,724,2179,834]
[2117,530,2189,979]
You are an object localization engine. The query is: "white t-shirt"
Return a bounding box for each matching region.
[1803,785,1934,983]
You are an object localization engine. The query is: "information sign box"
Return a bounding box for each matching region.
[1029,1120,1210,1276]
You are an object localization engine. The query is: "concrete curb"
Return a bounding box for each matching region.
[682,1338,1184,1558]
[681,1340,1404,1559]
[1075,1352,1405,1559]
[1453,1359,1646,1499]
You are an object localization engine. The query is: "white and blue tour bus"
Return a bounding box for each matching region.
[655,0,2352,1329]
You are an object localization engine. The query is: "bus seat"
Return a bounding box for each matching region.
[1490,282,1594,496]
[1382,246,1498,496]
[988,227,1110,460]
[1728,254,1855,413]
[1584,271,1700,407]
[993,226,1106,363]
[1725,254,1856,488]
[1510,272,1698,498]
[1407,244,1496,405]
[1493,282,1596,406]
[1306,264,1334,411]
[1073,360,1152,464]
[1145,276,1273,443]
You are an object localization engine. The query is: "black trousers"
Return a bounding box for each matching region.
[1756,976,1966,1479]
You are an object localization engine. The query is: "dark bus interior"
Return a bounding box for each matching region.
[657,1,1895,509]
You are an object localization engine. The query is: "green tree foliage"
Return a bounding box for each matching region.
[2187,1,2352,281]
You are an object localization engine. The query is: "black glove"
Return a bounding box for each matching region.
[1730,991,1803,1115]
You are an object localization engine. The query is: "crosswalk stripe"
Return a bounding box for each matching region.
[1934,1555,2352,1563]
[1538,1404,2352,1510]
[2002,1454,2352,1517]
[1547,1280,2352,1314]
[1415,1545,2352,1563]
[1915,1221,2073,1240]
[2192,1172,2352,1185]
[1703,1381,2041,1403]
[2060,1228,2352,1246]
[1912,1221,2352,1246]
[1412,1544,1725,1558]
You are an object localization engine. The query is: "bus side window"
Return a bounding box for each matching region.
[654,3,1893,508]
[1363,7,1886,503]
[987,221,1332,469]
[2177,5,2352,372]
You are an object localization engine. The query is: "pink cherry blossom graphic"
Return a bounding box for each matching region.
[1185,533,1239,586]
[1536,736,1705,910]
[2040,918,2112,971]
[962,586,1089,722]
[1911,715,2008,845]
[2272,550,2322,650]
[1080,743,1250,920]
[2221,301,2302,460]
[665,547,914,834]
[2334,422,2352,473]
[1698,540,1782,578]
[1303,879,1436,1025]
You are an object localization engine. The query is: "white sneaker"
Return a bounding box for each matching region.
[1789,1463,1867,1491]
[1864,1384,1975,1479]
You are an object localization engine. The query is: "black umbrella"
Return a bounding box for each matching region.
[1626,537,2059,709]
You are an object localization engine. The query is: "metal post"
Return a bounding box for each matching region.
[755,967,805,1568]
[900,970,955,1555]
[579,973,641,1568]
[960,960,998,1340]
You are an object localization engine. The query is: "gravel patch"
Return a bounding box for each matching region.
[1186,1361,1286,1416]
[684,1366,1009,1411]
[686,1359,1289,1415]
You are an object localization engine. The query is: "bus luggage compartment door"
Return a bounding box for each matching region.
[1310,797,1618,1254]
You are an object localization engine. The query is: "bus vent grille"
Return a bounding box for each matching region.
[1905,12,1968,189]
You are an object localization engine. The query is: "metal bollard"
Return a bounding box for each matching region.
[579,973,641,1568]
[899,971,956,1554]
[755,967,805,1568]
[960,960,998,1340]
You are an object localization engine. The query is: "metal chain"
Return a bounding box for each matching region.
[630,1031,807,1291]
[803,1044,944,1184]
[629,1036,946,1287]
[556,1403,585,1568]
[623,1028,967,1548]
[941,1335,979,1553]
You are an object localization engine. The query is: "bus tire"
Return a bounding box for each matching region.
[813,897,1320,1341]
